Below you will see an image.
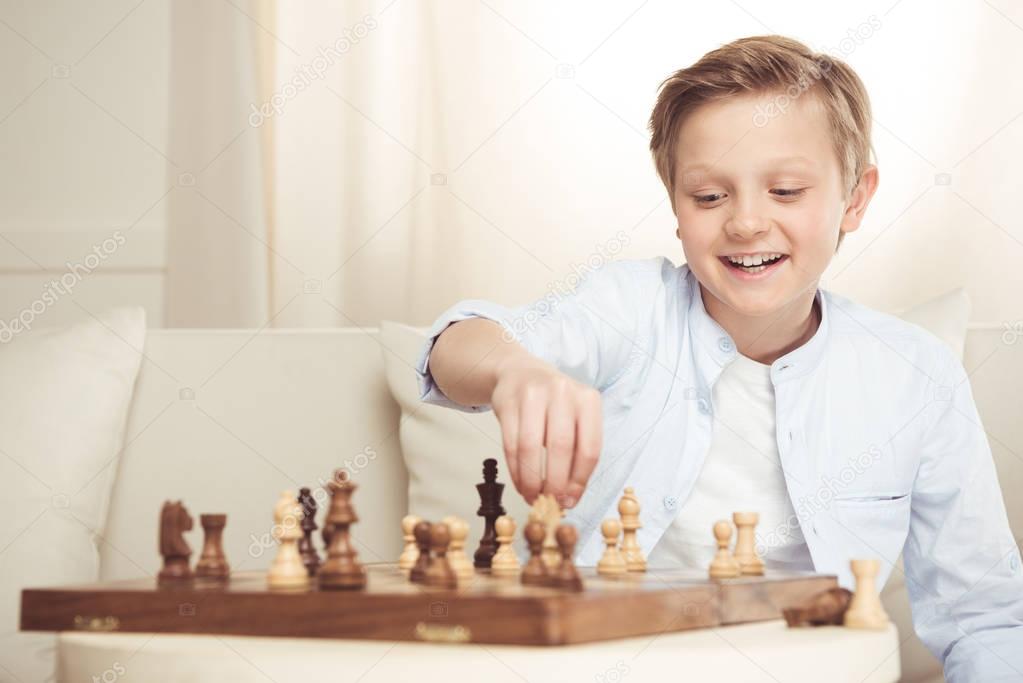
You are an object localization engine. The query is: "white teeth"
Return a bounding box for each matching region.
[726,253,783,267]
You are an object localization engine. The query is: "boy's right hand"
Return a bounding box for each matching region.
[490,355,603,509]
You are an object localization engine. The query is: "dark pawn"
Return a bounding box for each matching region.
[423,523,457,589]
[554,524,584,592]
[297,487,320,577]
[473,458,506,568]
[318,469,367,590]
[195,513,230,580]
[409,521,432,584]
[521,520,550,586]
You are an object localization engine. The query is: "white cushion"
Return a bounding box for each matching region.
[380,321,529,555]
[0,307,146,683]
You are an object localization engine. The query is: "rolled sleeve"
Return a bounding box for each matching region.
[903,345,1023,681]
[415,260,645,413]
[415,299,527,413]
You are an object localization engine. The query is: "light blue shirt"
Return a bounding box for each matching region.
[416,256,1023,681]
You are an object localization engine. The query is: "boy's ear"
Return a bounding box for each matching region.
[840,164,879,236]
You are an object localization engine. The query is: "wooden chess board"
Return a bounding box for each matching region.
[21,563,837,646]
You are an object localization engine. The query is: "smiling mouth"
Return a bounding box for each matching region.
[720,254,789,273]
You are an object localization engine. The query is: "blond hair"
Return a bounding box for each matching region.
[648,35,876,247]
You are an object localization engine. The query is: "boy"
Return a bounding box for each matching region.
[415,35,1023,681]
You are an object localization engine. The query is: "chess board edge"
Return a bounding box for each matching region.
[20,564,839,646]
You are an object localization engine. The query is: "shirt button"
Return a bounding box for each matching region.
[717,337,734,353]
[663,495,678,511]
[697,398,711,415]
[1012,555,1020,572]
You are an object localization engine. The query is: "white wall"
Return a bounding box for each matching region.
[0,0,170,331]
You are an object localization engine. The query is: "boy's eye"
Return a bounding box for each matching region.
[694,188,806,206]
[694,194,724,204]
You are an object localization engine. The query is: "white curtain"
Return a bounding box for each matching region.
[164,0,273,327]
[165,1,1022,328]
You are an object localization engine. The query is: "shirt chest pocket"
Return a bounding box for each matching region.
[825,493,913,573]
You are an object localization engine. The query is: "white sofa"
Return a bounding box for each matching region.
[89,323,1021,682]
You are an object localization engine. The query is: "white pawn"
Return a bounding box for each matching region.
[398,514,421,572]
[269,490,310,588]
[708,520,741,579]
[491,516,521,577]
[597,518,627,576]
[733,511,765,576]
[618,487,646,572]
[844,559,890,629]
[442,515,474,582]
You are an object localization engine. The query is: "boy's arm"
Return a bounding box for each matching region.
[903,345,1023,682]
[415,260,644,412]
[414,260,645,503]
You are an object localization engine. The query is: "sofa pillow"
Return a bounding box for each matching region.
[0,307,146,683]
[379,321,529,557]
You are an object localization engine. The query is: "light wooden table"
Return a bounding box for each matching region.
[59,619,900,683]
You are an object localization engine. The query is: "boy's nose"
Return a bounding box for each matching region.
[725,211,771,240]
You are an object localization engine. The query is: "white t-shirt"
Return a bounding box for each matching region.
[647,351,813,571]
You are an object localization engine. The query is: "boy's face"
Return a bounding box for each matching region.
[673,90,877,319]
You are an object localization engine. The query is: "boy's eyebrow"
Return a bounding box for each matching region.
[679,155,818,181]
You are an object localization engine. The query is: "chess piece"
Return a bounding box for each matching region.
[490,515,520,577]
[521,520,550,586]
[318,470,367,590]
[732,511,765,576]
[195,513,230,580]
[268,491,310,589]
[553,524,584,591]
[618,487,646,572]
[298,488,320,577]
[473,458,506,568]
[844,559,890,629]
[409,521,432,584]
[158,501,194,583]
[398,514,422,572]
[783,587,853,627]
[423,522,457,588]
[442,515,474,582]
[708,520,741,579]
[596,518,627,576]
[529,494,563,571]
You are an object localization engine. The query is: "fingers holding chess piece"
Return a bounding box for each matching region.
[399,514,421,573]
[554,524,584,592]
[843,559,890,630]
[597,518,627,577]
[521,520,550,586]
[491,515,521,577]
[708,520,741,579]
[732,511,765,576]
[618,487,646,572]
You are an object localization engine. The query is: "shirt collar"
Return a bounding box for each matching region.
[682,264,829,384]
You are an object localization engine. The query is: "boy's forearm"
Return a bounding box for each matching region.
[429,318,535,407]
